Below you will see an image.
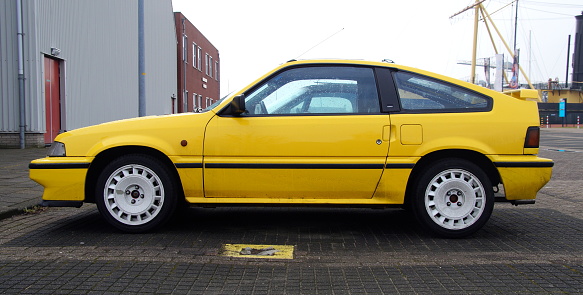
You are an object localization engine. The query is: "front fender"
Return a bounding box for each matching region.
[55,112,213,158]
[86,134,188,158]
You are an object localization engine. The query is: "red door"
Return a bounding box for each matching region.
[44,57,61,144]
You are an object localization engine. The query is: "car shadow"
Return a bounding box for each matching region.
[2,205,582,256]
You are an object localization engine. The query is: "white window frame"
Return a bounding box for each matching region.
[184,90,188,112]
[197,47,202,71]
[192,42,197,68]
[209,56,213,78]
[205,54,209,75]
[215,61,219,81]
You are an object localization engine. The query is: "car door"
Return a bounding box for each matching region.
[203,65,390,200]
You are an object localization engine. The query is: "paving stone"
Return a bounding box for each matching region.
[1,130,583,293]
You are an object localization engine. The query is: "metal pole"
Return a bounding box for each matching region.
[529,30,532,82]
[16,0,26,149]
[479,8,510,84]
[479,4,535,89]
[138,0,146,117]
[470,1,479,84]
[513,0,518,54]
[566,35,571,88]
[182,18,186,113]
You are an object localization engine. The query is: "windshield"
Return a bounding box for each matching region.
[200,93,231,112]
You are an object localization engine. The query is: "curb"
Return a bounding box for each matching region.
[0,199,43,221]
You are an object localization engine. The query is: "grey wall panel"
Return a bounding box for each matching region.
[23,0,42,133]
[0,0,19,132]
[35,0,139,130]
[0,0,42,133]
[145,0,177,116]
[1,0,177,134]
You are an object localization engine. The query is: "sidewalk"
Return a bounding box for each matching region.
[0,148,47,219]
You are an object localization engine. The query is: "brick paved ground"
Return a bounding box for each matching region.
[0,148,44,219]
[0,129,581,294]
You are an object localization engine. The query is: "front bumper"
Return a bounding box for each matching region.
[29,157,92,202]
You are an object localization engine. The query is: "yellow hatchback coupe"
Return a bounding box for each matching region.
[30,60,553,238]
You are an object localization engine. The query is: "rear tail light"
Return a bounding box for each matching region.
[524,126,540,148]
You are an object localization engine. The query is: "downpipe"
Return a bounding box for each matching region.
[16,0,26,149]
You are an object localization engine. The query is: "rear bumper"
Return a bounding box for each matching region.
[491,156,554,200]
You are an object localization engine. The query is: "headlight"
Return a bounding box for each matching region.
[47,142,66,157]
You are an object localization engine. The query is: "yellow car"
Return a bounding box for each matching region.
[29,60,553,238]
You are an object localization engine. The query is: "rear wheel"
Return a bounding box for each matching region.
[95,154,177,233]
[410,158,494,238]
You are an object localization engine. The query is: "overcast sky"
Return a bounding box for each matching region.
[172,0,582,96]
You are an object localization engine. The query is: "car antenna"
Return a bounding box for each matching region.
[293,28,345,60]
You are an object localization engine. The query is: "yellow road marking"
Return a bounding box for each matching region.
[221,244,294,259]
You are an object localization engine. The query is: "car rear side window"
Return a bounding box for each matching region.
[244,66,380,115]
[393,71,491,112]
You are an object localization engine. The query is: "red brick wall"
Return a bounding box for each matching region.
[175,12,220,113]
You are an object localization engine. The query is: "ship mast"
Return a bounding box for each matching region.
[513,0,519,55]
[451,0,535,89]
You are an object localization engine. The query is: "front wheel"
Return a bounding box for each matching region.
[410,158,494,238]
[95,154,178,233]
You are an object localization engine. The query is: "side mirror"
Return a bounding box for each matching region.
[230,94,246,115]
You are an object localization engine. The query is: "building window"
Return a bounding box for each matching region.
[192,42,197,68]
[197,47,202,71]
[215,61,219,81]
[193,93,197,108]
[208,56,213,78]
[198,95,202,108]
[205,54,214,77]
[184,90,188,113]
[205,54,209,76]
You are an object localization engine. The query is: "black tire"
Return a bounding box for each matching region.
[95,154,178,233]
[410,158,494,238]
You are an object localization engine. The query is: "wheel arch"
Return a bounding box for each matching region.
[84,146,183,203]
[405,149,500,204]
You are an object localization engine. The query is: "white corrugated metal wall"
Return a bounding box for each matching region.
[0,0,177,135]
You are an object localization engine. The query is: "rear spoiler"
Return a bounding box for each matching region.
[503,89,541,102]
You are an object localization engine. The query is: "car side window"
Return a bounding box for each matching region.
[393,71,490,111]
[244,66,380,115]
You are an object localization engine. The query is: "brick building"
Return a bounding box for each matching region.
[174,12,220,113]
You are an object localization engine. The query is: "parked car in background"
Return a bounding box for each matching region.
[30,59,553,238]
